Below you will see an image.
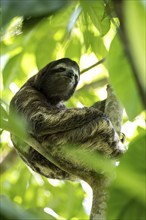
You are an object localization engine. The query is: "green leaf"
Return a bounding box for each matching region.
[2,53,22,88]
[100,15,111,36]
[1,108,27,141]
[107,133,146,219]
[91,35,107,59]
[83,29,91,50]
[107,188,145,220]
[65,37,81,61]
[1,0,70,27]
[0,195,39,220]
[35,37,56,69]
[117,134,145,201]
[81,1,110,36]
[107,35,143,120]
[62,146,115,176]
[82,1,104,31]
[0,101,8,120]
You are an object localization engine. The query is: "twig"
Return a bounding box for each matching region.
[76,77,108,94]
[81,58,106,74]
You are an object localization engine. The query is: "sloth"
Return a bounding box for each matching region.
[9,58,126,183]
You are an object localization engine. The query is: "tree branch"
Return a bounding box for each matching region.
[76,77,108,94]
[89,176,109,220]
[105,0,145,108]
[114,0,145,108]
[80,58,106,74]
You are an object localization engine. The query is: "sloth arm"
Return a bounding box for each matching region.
[10,84,113,135]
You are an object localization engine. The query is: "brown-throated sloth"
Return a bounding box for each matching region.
[9,58,125,182]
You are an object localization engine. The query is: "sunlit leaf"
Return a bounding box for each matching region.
[81,1,103,32]
[3,53,23,88]
[67,6,81,33]
[0,101,8,120]
[62,146,115,177]
[1,109,27,141]
[91,35,107,59]
[81,0,110,36]
[65,37,81,61]
[36,37,56,69]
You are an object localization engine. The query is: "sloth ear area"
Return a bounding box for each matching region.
[34,63,53,89]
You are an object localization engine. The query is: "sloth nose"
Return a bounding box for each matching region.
[66,70,74,78]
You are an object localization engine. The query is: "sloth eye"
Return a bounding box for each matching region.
[57,67,66,72]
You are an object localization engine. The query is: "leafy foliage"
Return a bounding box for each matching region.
[0,0,145,219]
[107,35,143,119]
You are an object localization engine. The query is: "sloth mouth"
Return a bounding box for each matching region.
[66,75,73,80]
[61,75,73,81]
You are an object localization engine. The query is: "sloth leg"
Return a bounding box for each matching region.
[93,85,123,137]
[104,85,123,136]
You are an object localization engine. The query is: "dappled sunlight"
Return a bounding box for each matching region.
[9,82,19,94]
[122,112,146,140]
[44,207,64,219]
[48,179,64,187]
[21,53,37,77]
[81,180,92,215]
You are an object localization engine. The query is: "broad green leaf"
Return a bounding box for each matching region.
[2,53,23,88]
[65,37,81,61]
[1,0,70,27]
[107,35,143,120]
[81,1,110,36]
[116,134,145,202]
[91,35,107,59]
[62,146,115,176]
[107,188,145,220]
[83,29,91,50]
[81,1,103,32]
[36,37,56,69]
[0,195,40,220]
[107,133,146,219]
[1,109,27,141]
[100,16,111,36]
[0,101,8,120]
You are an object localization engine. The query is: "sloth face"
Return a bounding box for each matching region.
[35,58,80,103]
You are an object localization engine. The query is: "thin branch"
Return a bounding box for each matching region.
[80,58,106,74]
[76,77,108,94]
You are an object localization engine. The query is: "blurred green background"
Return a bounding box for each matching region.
[0,0,145,219]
